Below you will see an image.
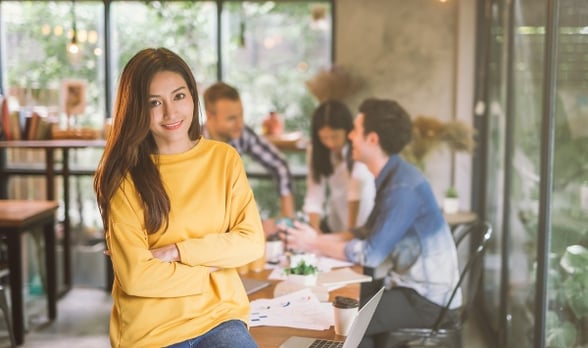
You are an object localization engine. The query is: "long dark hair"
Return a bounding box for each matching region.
[94,47,201,234]
[310,100,354,183]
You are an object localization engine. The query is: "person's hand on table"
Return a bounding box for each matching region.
[279,220,319,253]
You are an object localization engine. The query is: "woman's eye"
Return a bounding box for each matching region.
[149,99,161,107]
[174,92,186,100]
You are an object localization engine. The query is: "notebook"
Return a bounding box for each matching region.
[241,277,270,295]
[279,287,385,348]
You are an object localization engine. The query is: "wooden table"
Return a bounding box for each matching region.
[0,200,59,345]
[245,268,359,348]
[444,211,478,227]
[0,139,106,294]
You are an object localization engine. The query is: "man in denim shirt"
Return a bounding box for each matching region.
[284,98,461,348]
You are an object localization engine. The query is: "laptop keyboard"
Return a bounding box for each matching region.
[309,339,344,348]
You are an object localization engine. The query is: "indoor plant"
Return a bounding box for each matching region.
[401,115,476,172]
[443,186,459,214]
[284,260,319,286]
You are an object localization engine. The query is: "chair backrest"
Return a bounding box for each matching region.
[430,221,493,333]
[452,222,473,248]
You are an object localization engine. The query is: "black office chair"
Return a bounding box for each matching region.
[385,221,493,348]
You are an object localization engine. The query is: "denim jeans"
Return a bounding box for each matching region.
[166,320,258,348]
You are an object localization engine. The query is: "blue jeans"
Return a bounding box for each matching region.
[166,320,258,348]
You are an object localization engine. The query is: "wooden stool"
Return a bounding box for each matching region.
[0,200,59,345]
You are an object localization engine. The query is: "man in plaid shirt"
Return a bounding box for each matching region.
[203,82,295,219]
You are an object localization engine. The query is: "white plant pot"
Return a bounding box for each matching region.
[443,197,459,214]
[287,273,318,286]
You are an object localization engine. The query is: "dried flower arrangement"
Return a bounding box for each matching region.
[402,115,476,171]
[305,66,361,102]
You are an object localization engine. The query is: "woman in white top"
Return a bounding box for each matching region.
[303,100,375,233]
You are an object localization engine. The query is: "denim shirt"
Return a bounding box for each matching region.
[344,155,462,308]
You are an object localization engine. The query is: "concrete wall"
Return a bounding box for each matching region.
[335,0,476,210]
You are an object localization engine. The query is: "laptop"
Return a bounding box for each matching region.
[241,277,270,295]
[279,287,385,348]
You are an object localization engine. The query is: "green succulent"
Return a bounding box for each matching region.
[284,260,318,275]
[445,186,458,198]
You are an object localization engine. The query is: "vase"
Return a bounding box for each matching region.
[443,197,459,214]
[287,273,318,286]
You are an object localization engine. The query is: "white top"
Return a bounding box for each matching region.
[303,144,376,232]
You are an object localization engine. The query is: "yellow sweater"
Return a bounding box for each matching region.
[106,138,265,347]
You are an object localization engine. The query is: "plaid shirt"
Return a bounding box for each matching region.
[203,125,293,197]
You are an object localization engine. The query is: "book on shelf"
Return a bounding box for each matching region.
[25,112,40,140]
[23,112,53,140]
[1,96,9,140]
[9,111,22,140]
[1,100,25,141]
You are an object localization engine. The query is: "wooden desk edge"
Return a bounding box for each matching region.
[0,200,59,227]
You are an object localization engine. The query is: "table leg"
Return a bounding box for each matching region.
[45,147,71,295]
[62,149,71,290]
[6,229,24,345]
[44,219,57,319]
[44,149,55,200]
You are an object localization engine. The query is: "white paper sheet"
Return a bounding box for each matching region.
[249,288,334,330]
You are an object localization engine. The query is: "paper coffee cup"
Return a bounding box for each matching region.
[265,239,283,264]
[332,296,359,336]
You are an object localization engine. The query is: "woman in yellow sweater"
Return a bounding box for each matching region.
[94,47,264,348]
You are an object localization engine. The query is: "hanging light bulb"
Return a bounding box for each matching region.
[67,0,82,65]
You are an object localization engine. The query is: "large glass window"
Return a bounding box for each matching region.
[478,0,588,346]
[221,2,331,130]
[2,1,106,130]
[507,1,546,346]
[544,1,588,346]
[110,1,217,113]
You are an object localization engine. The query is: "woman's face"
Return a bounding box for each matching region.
[318,126,348,153]
[148,70,195,154]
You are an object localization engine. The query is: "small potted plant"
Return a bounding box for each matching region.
[284,260,319,286]
[443,186,459,214]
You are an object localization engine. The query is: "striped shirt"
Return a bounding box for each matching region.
[203,125,293,197]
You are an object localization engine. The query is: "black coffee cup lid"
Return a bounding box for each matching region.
[333,296,359,309]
